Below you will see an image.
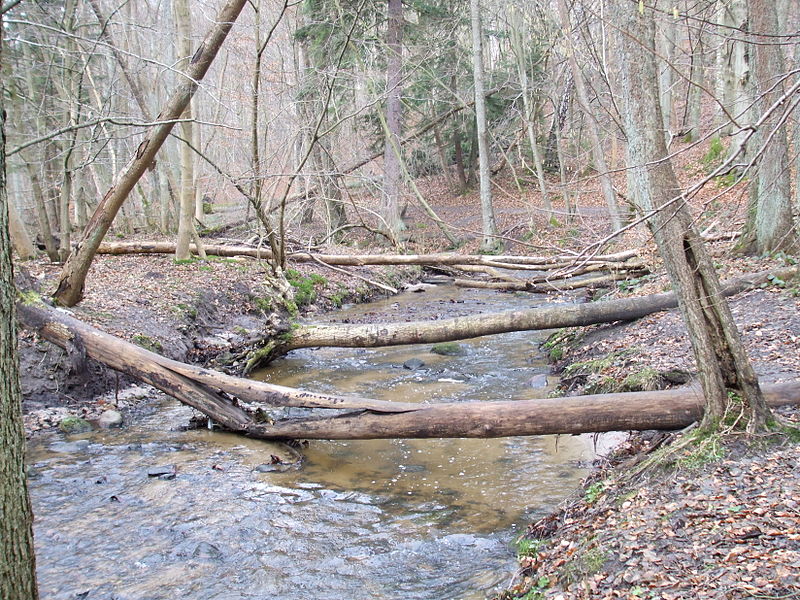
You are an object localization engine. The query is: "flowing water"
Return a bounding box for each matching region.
[28,285,597,600]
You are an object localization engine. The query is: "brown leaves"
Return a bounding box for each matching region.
[511,431,800,600]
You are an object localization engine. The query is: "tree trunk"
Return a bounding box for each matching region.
[24,161,59,261]
[174,0,195,261]
[0,17,39,596]
[94,239,645,268]
[470,0,501,253]
[453,126,468,189]
[723,0,752,160]
[16,293,800,441]
[557,0,621,231]
[657,0,676,137]
[543,75,572,172]
[53,0,249,307]
[256,267,794,363]
[614,1,771,432]
[684,16,706,142]
[382,0,405,239]
[242,383,800,439]
[8,200,36,260]
[742,0,796,253]
[509,6,551,221]
[56,0,80,263]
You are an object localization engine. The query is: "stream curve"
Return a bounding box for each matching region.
[28,285,598,599]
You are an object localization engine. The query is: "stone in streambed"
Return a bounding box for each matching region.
[192,541,222,560]
[59,416,92,434]
[49,439,91,453]
[97,410,123,428]
[430,342,466,356]
[528,374,549,388]
[147,465,177,480]
[403,358,425,370]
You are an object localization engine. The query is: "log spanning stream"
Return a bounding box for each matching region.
[27,286,605,599]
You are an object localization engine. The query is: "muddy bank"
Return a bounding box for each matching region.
[18,252,420,434]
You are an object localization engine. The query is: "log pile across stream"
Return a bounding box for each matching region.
[17,266,800,440]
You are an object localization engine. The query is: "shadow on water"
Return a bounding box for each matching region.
[29,285,596,600]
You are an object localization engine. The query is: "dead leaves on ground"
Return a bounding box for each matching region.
[511,424,800,600]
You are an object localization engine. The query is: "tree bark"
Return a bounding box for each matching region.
[242,383,800,439]
[382,0,405,239]
[16,292,800,441]
[174,0,196,261]
[470,0,501,253]
[0,15,40,596]
[743,0,796,253]
[614,1,771,432]
[8,200,36,260]
[53,0,249,307]
[24,161,59,261]
[94,240,642,268]
[508,7,551,221]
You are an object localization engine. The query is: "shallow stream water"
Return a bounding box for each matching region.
[28,285,596,599]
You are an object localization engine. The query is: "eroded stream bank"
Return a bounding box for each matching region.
[28,285,604,599]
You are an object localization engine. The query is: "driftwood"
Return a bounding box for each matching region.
[16,293,800,440]
[262,267,798,362]
[95,241,639,271]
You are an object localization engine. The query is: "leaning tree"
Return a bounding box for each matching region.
[614,0,770,432]
[612,0,770,432]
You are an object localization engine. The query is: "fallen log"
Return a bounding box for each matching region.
[268,267,798,361]
[95,241,639,271]
[453,271,641,292]
[16,295,417,415]
[17,292,800,440]
[244,383,800,439]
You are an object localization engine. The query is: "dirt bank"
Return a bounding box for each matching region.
[17,249,419,434]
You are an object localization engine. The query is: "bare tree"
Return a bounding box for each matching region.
[54,0,250,306]
[470,0,501,253]
[556,0,622,231]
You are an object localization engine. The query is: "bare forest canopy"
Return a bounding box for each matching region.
[4,0,799,274]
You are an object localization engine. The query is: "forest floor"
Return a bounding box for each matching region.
[495,270,800,600]
[15,136,800,598]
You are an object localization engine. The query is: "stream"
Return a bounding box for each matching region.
[27,285,601,599]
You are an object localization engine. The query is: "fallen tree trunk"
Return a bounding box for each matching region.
[16,295,417,415]
[244,383,800,439]
[16,292,800,440]
[270,267,798,361]
[453,271,644,292]
[95,241,639,271]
